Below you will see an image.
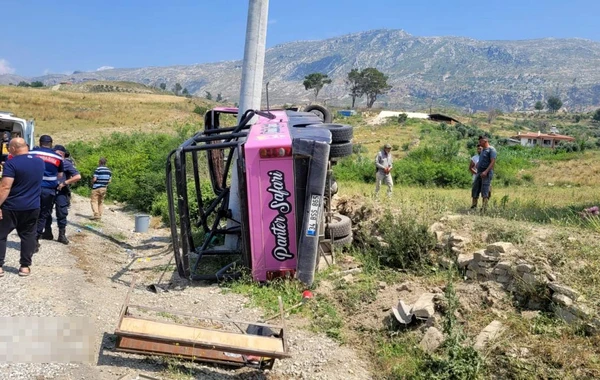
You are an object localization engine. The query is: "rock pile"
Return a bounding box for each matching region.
[430,219,598,329]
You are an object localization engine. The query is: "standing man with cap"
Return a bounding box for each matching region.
[375,143,394,197]
[29,135,64,251]
[41,145,80,244]
[0,138,45,276]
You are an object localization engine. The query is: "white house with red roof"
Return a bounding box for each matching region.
[511,131,575,148]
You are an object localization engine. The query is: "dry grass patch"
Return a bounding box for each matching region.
[0,85,213,143]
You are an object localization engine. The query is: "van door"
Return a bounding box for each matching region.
[24,119,35,148]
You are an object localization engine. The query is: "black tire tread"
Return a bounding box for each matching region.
[329,142,353,158]
[332,232,353,246]
[325,214,352,238]
[306,123,353,143]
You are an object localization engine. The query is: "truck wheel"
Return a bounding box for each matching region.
[304,105,333,123]
[332,232,353,246]
[329,142,353,158]
[325,213,352,239]
[306,123,353,143]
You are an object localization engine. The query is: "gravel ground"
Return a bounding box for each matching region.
[0,195,371,380]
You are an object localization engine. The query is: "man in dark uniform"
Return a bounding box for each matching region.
[29,135,64,251]
[41,145,80,245]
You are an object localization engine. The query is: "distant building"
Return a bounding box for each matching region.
[511,131,575,148]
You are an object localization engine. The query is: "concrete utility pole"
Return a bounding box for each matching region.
[226,0,270,249]
[237,0,269,123]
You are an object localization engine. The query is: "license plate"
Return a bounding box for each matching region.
[306,195,321,236]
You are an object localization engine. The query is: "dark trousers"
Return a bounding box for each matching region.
[45,190,70,231]
[0,208,40,267]
[37,187,57,236]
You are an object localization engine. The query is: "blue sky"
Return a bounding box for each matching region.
[1,0,598,77]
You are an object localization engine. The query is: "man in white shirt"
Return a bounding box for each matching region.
[375,144,393,197]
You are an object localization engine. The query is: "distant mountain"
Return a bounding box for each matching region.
[3,29,600,111]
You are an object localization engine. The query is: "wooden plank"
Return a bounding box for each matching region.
[119,317,284,354]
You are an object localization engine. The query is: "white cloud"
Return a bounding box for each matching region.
[43,68,51,75]
[0,59,15,75]
[96,66,114,71]
[268,19,277,25]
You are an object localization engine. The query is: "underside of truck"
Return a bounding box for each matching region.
[166,106,353,285]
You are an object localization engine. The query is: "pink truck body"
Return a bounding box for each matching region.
[243,111,298,281]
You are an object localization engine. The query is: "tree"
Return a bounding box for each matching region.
[397,113,408,124]
[205,91,213,100]
[173,83,182,96]
[487,108,499,123]
[593,109,600,122]
[345,69,362,108]
[216,93,223,102]
[30,81,44,88]
[534,100,544,114]
[547,96,563,113]
[303,73,332,101]
[159,83,166,90]
[360,68,391,108]
[17,81,30,87]
[182,88,190,97]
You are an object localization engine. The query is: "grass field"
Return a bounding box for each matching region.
[0,85,212,143]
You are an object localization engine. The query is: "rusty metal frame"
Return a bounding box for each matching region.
[114,278,288,369]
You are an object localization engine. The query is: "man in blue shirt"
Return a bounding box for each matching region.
[471,135,497,212]
[29,135,64,250]
[41,145,81,245]
[90,157,112,220]
[0,138,45,277]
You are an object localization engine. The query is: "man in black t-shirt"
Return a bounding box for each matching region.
[0,138,45,277]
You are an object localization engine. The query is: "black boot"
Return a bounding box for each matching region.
[34,238,40,253]
[57,229,69,245]
[40,230,54,240]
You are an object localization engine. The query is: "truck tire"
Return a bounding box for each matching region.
[325,213,352,239]
[332,232,353,246]
[304,105,333,123]
[306,123,353,143]
[329,141,353,158]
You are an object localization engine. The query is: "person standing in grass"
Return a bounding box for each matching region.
[469,145,482,208]
[375,143,393,197]
[90,157,112,220]
[472,136,497,211]
[0,138,45,277]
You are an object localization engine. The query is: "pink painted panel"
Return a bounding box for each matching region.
[244,112,297,281]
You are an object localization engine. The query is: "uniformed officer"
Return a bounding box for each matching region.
[41,145,80,245]
[29,135,64,251]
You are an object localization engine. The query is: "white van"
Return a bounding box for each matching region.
[0,111,35,153]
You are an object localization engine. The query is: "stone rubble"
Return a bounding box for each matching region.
[474,320,505,351]
[419,327,444,352]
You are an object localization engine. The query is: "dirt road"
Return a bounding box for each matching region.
[0,195,370,380]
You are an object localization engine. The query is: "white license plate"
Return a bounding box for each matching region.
[306,195,321,236]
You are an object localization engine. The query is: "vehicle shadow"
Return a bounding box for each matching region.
[69,216,165,251]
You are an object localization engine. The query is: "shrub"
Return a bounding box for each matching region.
[68,125,196,214]
[193,105,208,116]
[357,211,436,271]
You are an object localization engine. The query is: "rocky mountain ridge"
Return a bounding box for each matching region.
[3,29,600,111]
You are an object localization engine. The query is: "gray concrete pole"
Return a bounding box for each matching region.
[237,0,269,123]
[226,0,269,250]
